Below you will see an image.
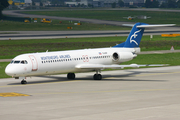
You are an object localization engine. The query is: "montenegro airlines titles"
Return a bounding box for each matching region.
[5,23,175,84]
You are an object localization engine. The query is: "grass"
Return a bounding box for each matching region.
[23,10,180,25]
[1,35,180,59]
[0,62,9,78]
[2,9,180,31]
[122,53,180,66]
[0,19,130,31]
[1,53,180,78]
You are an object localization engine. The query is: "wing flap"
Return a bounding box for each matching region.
[75,64,139,69]
[75,64,168,70]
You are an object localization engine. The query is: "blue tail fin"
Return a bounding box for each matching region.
[113,22,148,48]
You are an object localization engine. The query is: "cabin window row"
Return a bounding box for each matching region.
[90,55,111,59]
[41,55,111,64]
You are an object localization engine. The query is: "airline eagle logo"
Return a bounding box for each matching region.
[130,29,141,45]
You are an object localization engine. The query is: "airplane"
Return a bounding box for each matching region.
[5,22,175,84]
[137,15,151,19]
[123,16,136,20]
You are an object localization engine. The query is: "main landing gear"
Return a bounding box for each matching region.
[67,71,102,80]
[93,74,102,80]
[21,79,27,84]
[67,73,75,79]
[93,70,102,80]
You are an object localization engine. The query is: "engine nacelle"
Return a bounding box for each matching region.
[112,52,136,63]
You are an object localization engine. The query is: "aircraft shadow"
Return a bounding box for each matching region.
[8,71,168,85]
[8,76,72,85]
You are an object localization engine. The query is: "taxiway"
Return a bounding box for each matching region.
[0,66,180,120]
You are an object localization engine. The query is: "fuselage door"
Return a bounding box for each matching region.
[29,55,38,71]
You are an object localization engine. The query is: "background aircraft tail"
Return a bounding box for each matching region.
[113,22,175,48]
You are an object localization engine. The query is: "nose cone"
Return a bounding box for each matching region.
[5,64,15,76]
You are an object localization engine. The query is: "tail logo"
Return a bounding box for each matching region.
[130,29,141,45]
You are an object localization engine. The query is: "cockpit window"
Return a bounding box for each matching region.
[14,61,20,64]
[24,60,28,64]
[10,60,14,64]
[21,60,28,64]
[11,60,28,64]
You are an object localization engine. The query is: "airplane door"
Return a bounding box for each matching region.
[29,55,38,71]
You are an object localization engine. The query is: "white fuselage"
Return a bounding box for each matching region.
[5,47,139,77]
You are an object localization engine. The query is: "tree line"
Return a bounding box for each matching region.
[117,0,180,8]
[0,0,9,19]
[1,0,180,18]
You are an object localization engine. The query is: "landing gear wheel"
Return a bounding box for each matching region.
[21,79,27,84]
[67,73,75,79]
[93,74,102,80]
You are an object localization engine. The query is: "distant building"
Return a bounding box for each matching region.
[65,0,93,6]
[43,1,51,6]
[8,0,32,5]
[13,0,25,2]
[158,0,167,5]
[93,0,104,7]
[65,0,119,7]
[103,0,118,7]
[92,0,118,7]
[25,0,32,4]
[32,0,40,2]
[123,0,144,7]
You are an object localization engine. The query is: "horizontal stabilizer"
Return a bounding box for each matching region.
[136,24,175,28]
[122,24,175,28]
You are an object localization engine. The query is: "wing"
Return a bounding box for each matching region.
[75,64,167,70]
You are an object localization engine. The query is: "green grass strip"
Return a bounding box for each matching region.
[1,35,180,59]
[23,10,180,25]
